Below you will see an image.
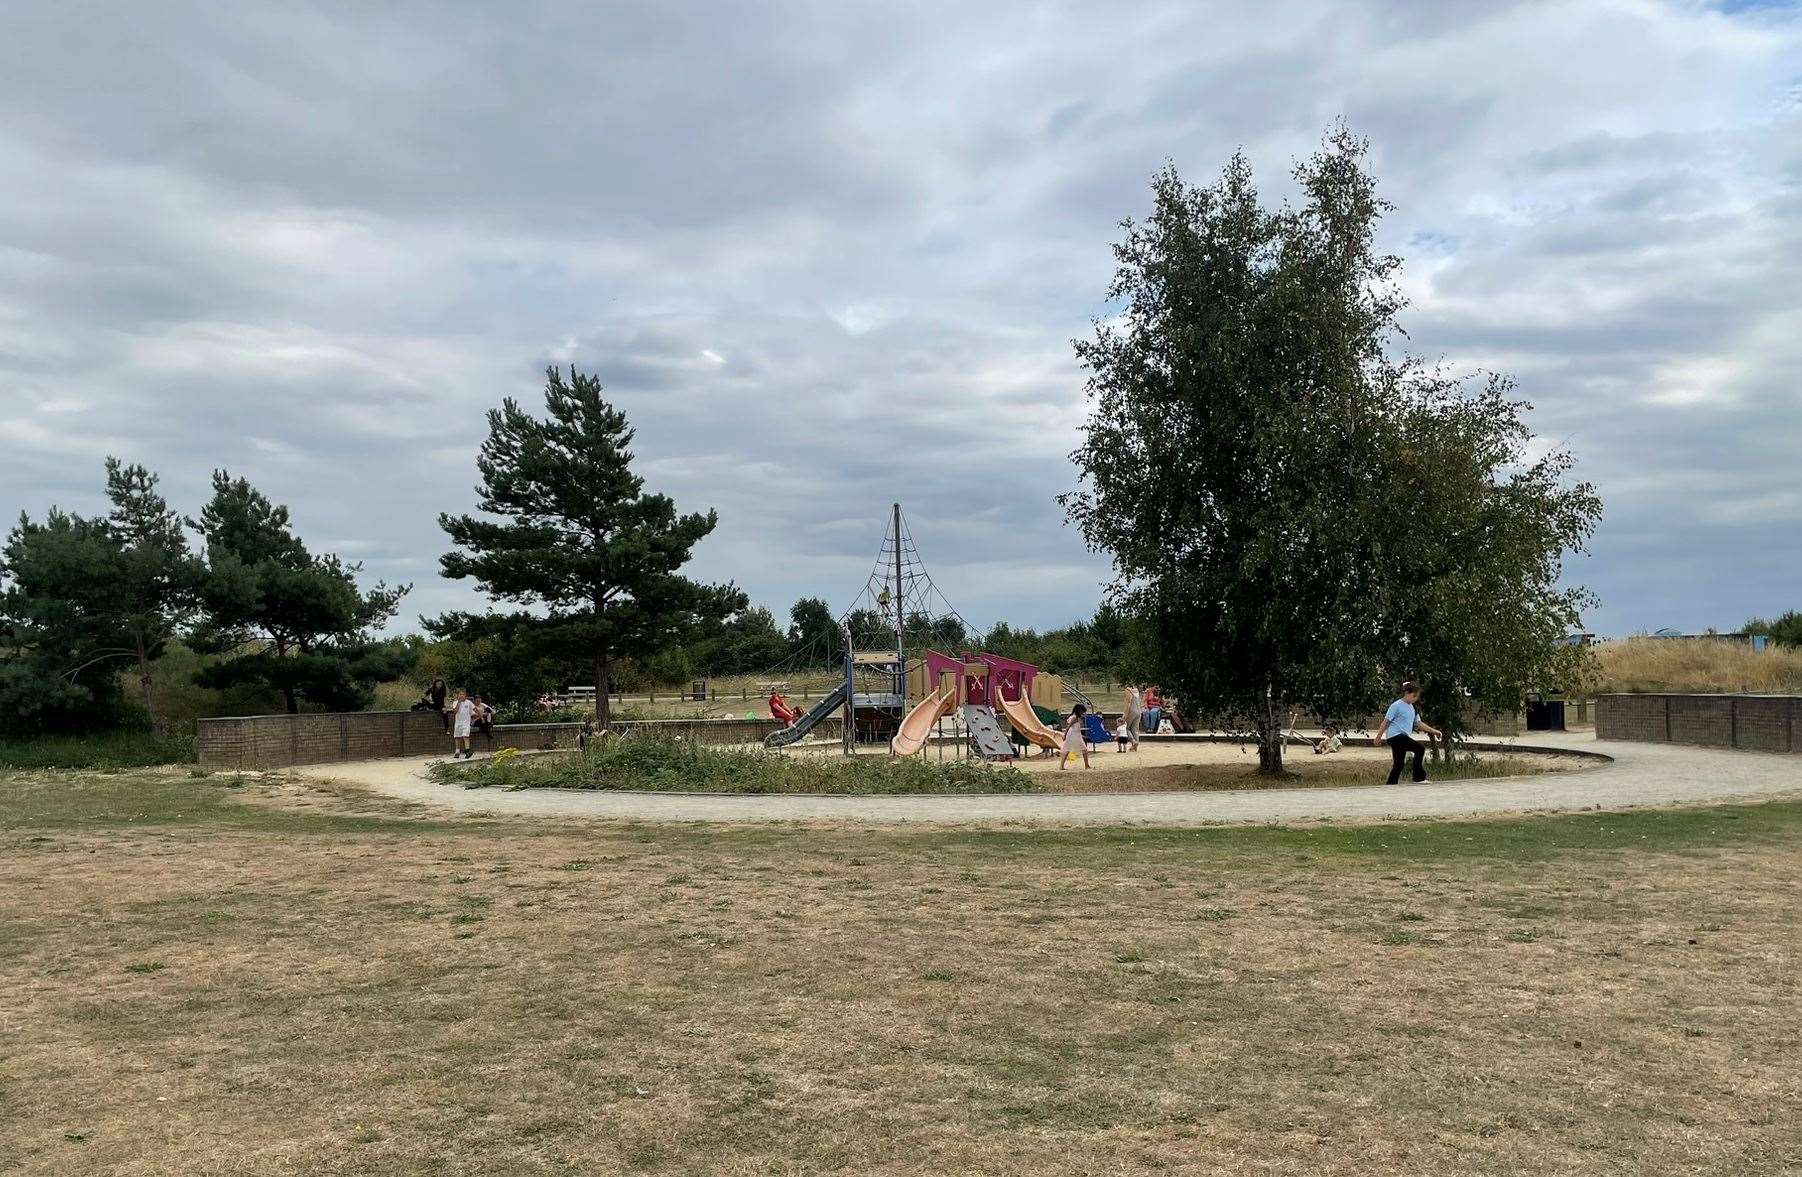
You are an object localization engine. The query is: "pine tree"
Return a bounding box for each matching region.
[0,460,199,734]
[189,471,407,713]
[103,459,198,731]
[435,367,742,728]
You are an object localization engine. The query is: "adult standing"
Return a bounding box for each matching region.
[1374,681,1441,784]
[1122,685,1142,750]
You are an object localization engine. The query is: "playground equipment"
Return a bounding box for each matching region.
[995,690,1062,753]
[891,684,955,756]
[760,503,1085,759]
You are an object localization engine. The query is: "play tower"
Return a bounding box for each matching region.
[762,504,1076,760]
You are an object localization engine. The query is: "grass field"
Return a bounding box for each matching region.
[1593,636,1802,694]
[0,729,196,770]
[2,767,1798,1175]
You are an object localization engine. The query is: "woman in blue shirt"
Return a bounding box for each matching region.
[1373,681,1441,784]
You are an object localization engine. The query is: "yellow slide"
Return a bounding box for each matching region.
[996,692,1063,754]
[890,686,956,756]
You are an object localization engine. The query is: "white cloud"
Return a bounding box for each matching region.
[1,0,1799,637]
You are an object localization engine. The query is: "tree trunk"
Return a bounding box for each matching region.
[133,632,159,734]
[595,649,611,730]
[274,637,298,714]
[1258,690,1285,776]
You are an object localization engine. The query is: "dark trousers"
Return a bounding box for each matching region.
[1386,734,1426,784]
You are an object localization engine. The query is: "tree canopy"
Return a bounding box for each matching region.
[435,366,741,727]
[189,471,408,713]
[0,460,200,734]
[1746,611,1802,648]
[1065,127,1600,772]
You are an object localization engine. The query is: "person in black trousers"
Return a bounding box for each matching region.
[428,678,449,731]
[1373,681,1441,784]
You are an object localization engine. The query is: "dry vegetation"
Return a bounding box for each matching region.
[437,738,1578,796]
[2,768,1799,1175]
[1592,636,1802,695]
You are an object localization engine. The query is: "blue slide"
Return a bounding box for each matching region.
[764,682,850,748]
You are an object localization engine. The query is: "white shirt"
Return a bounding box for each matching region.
[452,698,474,737]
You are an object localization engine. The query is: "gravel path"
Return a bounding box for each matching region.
[298,732,1802,826]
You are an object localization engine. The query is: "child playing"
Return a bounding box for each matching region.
[1114,723,1133,753]
[1312,724,1343,755]
[450,690,474,759]
[1061,703,1091,770]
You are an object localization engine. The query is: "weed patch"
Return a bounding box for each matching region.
[430,735,1037,796]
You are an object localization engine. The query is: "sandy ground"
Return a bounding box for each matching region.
[781,734,1590,779]
[288,732,1802,826]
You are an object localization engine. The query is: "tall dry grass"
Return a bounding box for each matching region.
[1592,636,1802,694]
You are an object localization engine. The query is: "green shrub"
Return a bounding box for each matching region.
[0,729,199,770]
[430,734,1035,796]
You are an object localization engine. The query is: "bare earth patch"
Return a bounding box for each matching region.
[1,772,1797,1175]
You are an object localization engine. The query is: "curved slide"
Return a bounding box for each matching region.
[996,692,1063,754]
[890,687,956,756]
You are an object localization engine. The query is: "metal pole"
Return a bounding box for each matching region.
[892,502,905,700]
[841,623,854,757]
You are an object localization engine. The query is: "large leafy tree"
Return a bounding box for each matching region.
[0,508,128,733]
[693,605,790,676]
[0,460,199,733]
[1065,127,1599,774]
[1380,377,1599,750]
[786,597,838,665]
[189,471,408,713]
[435,366,742,728]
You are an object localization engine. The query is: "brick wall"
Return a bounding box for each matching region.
[1596,694,1801,754]
[197,711,845,770]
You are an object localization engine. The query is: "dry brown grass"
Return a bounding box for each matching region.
[2,774,1799,1175]
[1594,636,1802,695]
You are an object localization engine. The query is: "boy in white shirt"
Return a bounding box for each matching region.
[451,690,475,760]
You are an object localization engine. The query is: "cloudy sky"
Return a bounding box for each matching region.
[3,1,1799,639]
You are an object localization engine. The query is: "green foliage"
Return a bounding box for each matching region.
[435,367,742,726]
[0,729,197,769]
[1745,611,1802,648]
[786,597,837,664]
[981,604,1131,676]
[430,736,1035,795]
[102,459,201,730]
[0,459,203,736]
[416,622,580,709]
[1064,126,1599,772]
[690,605,790,676]
[1381,378,1601,748]
[0,508,128,733]
[189,471,407,713]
